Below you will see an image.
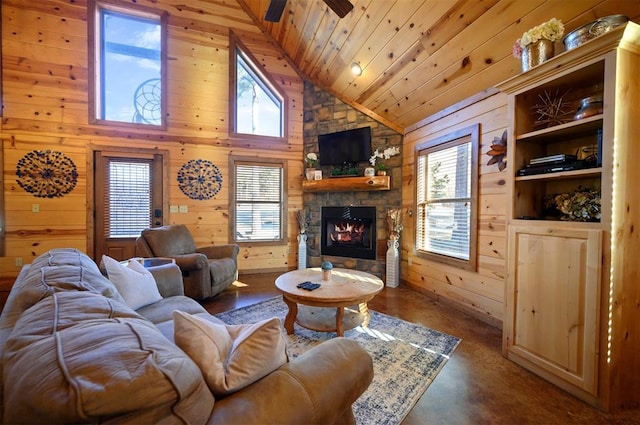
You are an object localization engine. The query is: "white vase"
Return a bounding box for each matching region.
[297,234,307,269]
[305,168,315,181]
[364,167,375,177]
[386,238,400,288]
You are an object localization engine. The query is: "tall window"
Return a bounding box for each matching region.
[89,1,167,127]
[229,33,287,142]
[415,125,479,270]
[230,157,286,244]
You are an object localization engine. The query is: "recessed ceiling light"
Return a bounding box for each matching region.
[351,62,362,76]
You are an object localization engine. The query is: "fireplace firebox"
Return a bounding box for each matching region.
[321,206,376,260]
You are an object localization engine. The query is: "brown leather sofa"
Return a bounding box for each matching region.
[0,249,374,424]
[136,224,239,300]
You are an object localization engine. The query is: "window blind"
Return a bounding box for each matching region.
[104,159,152,238]
[235,163,283,241]
[417,139,472,260]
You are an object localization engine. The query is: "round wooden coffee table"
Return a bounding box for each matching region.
[275,268,384,336]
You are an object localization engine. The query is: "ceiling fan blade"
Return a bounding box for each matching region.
[323,0,354,18]
[265,0,287,22]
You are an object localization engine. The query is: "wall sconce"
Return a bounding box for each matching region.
[351,62,362,76]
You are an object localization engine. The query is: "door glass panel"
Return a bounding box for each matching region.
[105,159,152,238]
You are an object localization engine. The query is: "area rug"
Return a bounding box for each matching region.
[215,297,461,425]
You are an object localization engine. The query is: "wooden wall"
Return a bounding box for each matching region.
[0,0,304,278]
[402,91,509,326]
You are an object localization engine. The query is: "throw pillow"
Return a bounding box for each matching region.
[173,310,288,396]
[102,255,162,310]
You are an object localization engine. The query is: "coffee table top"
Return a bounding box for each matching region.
[275,267,383,306]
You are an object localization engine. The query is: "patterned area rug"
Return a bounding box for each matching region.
[215,297,461,425]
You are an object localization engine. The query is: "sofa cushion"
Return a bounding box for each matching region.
[209,258,237,286]
[141,224,197,256]
[3,291,214,424]
[154,311,226,343]
[0,249,125,340]
[5,291,140,344]
[102,255,163,310]
[173,311,288,397]
[136,295,217,342]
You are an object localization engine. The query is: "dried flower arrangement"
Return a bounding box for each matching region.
[297,208,310,234]
[544,186,601,222]
[385,209,403,240]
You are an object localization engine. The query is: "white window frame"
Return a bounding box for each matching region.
[415,124,479,271]
[228,31,287,144]
[229,156,287,245]
[88,0,168,129]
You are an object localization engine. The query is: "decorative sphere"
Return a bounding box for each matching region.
[321,261,333,270]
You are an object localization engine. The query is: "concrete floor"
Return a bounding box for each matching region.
[202,273,640,425]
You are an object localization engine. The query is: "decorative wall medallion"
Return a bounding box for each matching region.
[486,130,508,171]
[16,150,78,198]
[177,159,223,200]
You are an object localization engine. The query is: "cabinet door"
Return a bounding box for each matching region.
[505,226,601,394]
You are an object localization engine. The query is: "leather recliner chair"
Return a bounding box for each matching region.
[136,224,239,299]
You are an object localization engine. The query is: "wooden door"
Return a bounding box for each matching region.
[504,225,602,395]
[94,150,165,261]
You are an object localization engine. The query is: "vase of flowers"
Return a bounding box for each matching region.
[369,146,400,176]
[304,152,318,181]
[513,18,564,72]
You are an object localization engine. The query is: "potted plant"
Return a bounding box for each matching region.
[305,152,318,180]
[513,18,564,72]
[369,146,400,176]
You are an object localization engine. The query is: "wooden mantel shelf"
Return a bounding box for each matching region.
[302,176,390,192]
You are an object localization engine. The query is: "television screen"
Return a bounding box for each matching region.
[318,127,372,166]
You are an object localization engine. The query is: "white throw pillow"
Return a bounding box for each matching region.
[102,255,162,310]
[173,310,288,397]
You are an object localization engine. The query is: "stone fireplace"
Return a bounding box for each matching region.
[302,81,403,277]
[321,206,376,260]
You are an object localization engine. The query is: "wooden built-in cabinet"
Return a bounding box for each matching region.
[506,226,602,394]
[497,22,640,411]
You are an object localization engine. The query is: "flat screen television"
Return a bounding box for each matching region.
[318,126,372,166]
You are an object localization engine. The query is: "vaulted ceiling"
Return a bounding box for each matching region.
[238,0,640,132]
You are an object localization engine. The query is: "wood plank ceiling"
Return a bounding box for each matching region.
[237,0,640,133]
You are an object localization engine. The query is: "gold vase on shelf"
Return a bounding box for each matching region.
[521,38,554,72]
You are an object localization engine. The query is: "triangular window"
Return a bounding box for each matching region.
[229,33,287,141]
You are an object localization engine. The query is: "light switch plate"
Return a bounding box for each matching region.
[179,205,188,213]
[170,205,179,213]
[32,204,40,213]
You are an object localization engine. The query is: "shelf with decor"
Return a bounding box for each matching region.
[302,175,390,192]
[496,21,640,411]
[507,58,605,223]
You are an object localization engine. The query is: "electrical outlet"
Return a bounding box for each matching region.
[170,205,179,213]
[179,205,188,213]
[32,204,40,213]
[15,257,23,267]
